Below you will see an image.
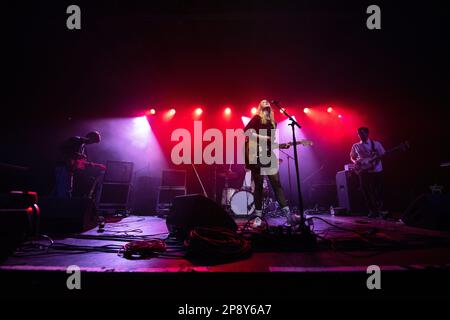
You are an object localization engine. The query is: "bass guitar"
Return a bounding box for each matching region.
[354,141,409,174]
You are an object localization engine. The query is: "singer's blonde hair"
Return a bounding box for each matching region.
[257,100,276,128]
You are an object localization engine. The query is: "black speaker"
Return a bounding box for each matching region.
[402,193,450,231]
[0,191,39,260]
[132,176,159,215]
[166,194,237,239]
[99,183,130,206]
[104,161,134,183]
[162,170,186,187]
[39,197,97,234]
[336,170,367,214]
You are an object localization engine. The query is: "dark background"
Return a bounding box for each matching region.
[1,0,449,212]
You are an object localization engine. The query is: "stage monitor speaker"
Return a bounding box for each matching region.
[39,197,97,234]
[402,193,450,231]
[166,194,237,239]
[104,161,134,183]
[336,170,367,215]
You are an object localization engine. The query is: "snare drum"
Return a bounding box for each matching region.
[230,190,255,216]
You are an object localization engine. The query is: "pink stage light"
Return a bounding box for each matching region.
[169,109,176,116]
[338,114,343,118]
[327,107,333,113]
[133,116,151,135]
[303,107,310,114]
[251,107,257,115]
[224,107,231,115]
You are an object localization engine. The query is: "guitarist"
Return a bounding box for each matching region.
[244,100,301,226]
[350,127,387,218]
[55,131,106,198]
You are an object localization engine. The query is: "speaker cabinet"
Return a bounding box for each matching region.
[403,193,450,231]
[39,197,97,234]
[166,194,237,239]
[161,170,186,188]
[98,183,131,213]
[104,161,134,183]
[336,170,367,215]
[132,176,160,215]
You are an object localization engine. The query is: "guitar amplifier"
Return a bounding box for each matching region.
[336,170,367,215]
[161,170,186,188]
[104,161,134,183]
[98,183,131,212]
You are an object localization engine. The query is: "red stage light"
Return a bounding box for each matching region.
[303,107,310,114]
[195,108,203,116]
[327,107,333,113]
[251,107,257,115]
[169,109,176,116]
[338,114,342,118]
[224,107,231,115]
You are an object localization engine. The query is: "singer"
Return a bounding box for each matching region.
[244,99,301,227]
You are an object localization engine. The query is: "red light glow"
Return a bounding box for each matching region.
[195,108,203,116]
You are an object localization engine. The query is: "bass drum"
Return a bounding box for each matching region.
[230,190,255,216]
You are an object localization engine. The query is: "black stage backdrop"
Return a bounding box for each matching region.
[1,0,449,211]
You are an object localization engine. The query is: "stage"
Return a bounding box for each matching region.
[1,214,450,300]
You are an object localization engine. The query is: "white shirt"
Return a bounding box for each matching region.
[350,139,386,173]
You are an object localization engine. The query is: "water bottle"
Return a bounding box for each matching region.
[330,205,335,216]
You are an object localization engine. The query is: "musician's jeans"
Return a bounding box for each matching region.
[359,171,384,214]
[55,166,73,198]
[251,168,287,211]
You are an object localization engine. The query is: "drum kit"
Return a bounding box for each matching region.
[217,167,280,216]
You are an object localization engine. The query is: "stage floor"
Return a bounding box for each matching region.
[2,214,450,271]
[1,214,450,300]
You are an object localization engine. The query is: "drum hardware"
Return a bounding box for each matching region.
[216,165,240,210]
[221,187,237,207]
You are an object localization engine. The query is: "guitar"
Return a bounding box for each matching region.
[354,141,409,174]
[68,156,107,171]
[245,138,313,166]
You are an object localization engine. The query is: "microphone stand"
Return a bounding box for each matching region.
[271,101,306,227]
[191,163,208,198]
[279,149,294,206]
